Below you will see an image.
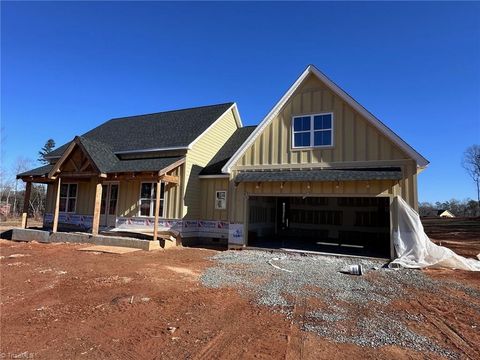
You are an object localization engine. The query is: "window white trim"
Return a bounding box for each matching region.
[138,181,166,218]
[59,183,78,214]
[291,112,334,149]
[101,181,120,217]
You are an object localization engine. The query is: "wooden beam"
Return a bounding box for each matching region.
[91,181,103,236]
[105,172,159,181]
[159,174,179,184]
[59,172,100,178]
[80,158,90,171]
[20,177,53,184]
[153,180,161,241]
[52,178,62,233]
[21,182,32,228]
[69,158,80,171]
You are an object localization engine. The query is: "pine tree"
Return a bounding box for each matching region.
[38,139,56,164]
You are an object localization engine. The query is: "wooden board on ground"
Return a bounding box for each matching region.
[78,245,142,254]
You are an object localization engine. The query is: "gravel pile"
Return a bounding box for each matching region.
[200,250,478,358]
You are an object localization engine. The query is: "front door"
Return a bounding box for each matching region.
[100,183,119,227]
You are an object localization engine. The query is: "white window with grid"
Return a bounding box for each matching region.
[139,182,165,217]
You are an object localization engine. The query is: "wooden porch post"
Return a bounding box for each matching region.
[21,182,32,228]
[52,178,62,233]
[153,180,161,241]
[91,180,103,235]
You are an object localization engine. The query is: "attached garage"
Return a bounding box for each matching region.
[246,195,391,258]
[200,65,428,260]
[231,168,402,258]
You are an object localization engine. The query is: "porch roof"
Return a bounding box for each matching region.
[17,156,184,179]
[107,156,184,173]
[17,164,53,178]
[234,168,403,183]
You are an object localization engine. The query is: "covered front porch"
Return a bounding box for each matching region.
[17,136,184,244]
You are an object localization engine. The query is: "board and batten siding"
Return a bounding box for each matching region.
[230,178,403,224]
[199,178,229,221]
[44,164,184,219]
[44,180,96,215]
[116,166,184,219]
[183,108,239,219]
[237,74,409,168]
[229,73,419,211]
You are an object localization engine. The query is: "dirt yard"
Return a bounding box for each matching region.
[423,217,480,258]
[0,217,479,359]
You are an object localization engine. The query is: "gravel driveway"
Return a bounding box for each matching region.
[201,250,480,359]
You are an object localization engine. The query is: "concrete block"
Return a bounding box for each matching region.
[11,228,50,243]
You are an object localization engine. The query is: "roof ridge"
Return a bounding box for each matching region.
[108,102,235,121]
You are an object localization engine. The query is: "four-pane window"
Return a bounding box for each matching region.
[59,183,77,213]
[139,182,165,217]
[292,113,333,148]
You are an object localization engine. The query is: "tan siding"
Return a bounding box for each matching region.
[183,108,238,219]
[229,73,418,210]
[45,184,54,213]
[199,178,229,220]
[75,180,94,214]
[231,176,400,224]
[118,180,140,217]
[235,74,409,168]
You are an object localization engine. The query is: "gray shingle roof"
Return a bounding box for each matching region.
[200,126,256,175]
[48,102,234,158]
[108,156,183,173]
[20,103,234,178]
[77,136,119,173]
[235,169,403,183]
[17,164,53,178]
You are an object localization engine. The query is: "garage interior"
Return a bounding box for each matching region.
[247,196,391,258]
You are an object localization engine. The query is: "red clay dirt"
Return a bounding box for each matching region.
[0,217,479,359]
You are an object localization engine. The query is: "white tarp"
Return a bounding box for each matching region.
[390,196,480,271]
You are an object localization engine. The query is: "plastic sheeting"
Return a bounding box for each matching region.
[390,196,480,271]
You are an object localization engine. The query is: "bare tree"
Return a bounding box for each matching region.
[12,157,32,215]
[462,144,480,212]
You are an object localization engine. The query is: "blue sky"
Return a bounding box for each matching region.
[2,2,479,203]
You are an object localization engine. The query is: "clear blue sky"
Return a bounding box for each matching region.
[2,2,479,203]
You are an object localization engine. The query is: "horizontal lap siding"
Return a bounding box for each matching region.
[184,109,238,219]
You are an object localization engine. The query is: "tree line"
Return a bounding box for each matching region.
[419,199,479,218]
[0,139,55,220]
[1,140,479,220]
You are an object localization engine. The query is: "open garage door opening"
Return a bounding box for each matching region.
[247,196,391,258]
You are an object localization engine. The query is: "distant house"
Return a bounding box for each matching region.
[421,209,456,218]
[17,65,429,258]
[437,210,455,218]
